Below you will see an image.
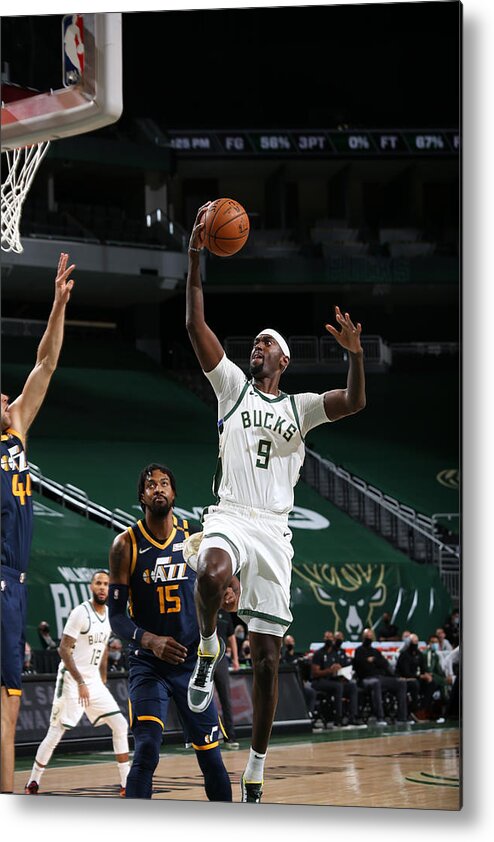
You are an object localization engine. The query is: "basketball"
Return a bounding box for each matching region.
[203,198,250,256]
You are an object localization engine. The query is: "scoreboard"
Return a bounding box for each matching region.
[167,129,459,157]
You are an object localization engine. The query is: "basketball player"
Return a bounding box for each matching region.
[1,252,74,794]
[184,202,366,803]
[107,464,232,801]
[24,571,130,796]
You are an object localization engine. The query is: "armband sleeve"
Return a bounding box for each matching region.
[108,583,145,646]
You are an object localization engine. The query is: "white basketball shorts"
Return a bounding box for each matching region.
[199,501,294,637]
[51,669,121,729]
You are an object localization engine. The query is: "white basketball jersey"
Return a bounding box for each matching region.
[58,601,111,682]
[205,354,330,514]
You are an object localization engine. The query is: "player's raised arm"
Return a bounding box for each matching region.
[9,252,75,439]
[186,202,225,373]
[322,305,366,422]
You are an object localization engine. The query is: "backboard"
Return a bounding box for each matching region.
[1,13,123,150]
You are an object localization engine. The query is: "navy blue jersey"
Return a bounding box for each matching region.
[1,428,33,573]
[128,515,199,670]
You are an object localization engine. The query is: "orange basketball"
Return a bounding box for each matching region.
[204,198,250,256]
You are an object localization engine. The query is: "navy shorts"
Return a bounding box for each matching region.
[1,566,27,695]
[128,653,222,750]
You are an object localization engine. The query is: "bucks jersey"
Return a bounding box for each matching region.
[1,428,33,573]
[205,354,330,514]
[60,600,112,683]
[127,515,199,669]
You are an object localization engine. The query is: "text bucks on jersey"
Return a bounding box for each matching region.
[214,385,305,514]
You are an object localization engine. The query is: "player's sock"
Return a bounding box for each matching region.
[28,760,46,785]
[117,760,131,788]
[244,746,266,783]
[199,630,219,657]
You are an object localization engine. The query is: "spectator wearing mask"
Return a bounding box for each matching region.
[108,636,125,671]
[443,610,460,648]
[395,633,422,718]
[239,638,252,667]
[311,632,363,727]
[280,635,317,721]
[38,621,58,650]
[435,627,453,672]
[419,634,451,719]
[353,628,408,725]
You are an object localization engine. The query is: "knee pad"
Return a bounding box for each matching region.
[132,721,162,773]
[108,712,129,756]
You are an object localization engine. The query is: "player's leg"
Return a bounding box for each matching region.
[1,573,26,792]
[174,675,232,802]
[188,532,240,713]
[25,674,82,793]
[93,708,130,795]
[238,517,293,802]
[1,687,21,793]
[85,681,130,794]
[240,630,282,803]
[25,723,66,793]
[125,657,168,799]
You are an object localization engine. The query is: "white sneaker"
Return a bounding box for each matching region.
[182,531,204,572]
[187,638,225,713]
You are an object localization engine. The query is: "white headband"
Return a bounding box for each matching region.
[258,328,290,358]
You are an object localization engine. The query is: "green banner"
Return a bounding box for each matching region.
[290,560,451,649]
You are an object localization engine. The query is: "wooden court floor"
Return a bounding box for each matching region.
[14,727,460,810]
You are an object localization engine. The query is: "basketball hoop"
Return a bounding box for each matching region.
[1,142,51,253]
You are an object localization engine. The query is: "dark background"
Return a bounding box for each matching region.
[2,3,461,128]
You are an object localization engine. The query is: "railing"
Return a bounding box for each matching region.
[301,448,460,596]
[29,464,134,532]
[224,334,392,369]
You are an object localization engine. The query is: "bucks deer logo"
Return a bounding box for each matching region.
[293,563,387,640]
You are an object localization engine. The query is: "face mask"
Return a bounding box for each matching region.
[431,643,439,652]
[409,643,418,652]
[243,647,250,656]
[333,639,342,649]
[109,651,121,663]
[362,638,372,646]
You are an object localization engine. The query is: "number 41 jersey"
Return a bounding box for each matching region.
[127,515,200,669]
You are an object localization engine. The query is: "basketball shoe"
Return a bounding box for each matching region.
[187,638,225,713]
[240,774,263,803]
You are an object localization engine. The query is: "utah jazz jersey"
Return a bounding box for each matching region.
[1,428,33,573]
[127,515,199,670]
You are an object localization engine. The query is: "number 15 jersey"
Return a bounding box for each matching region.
[127,515,200,670]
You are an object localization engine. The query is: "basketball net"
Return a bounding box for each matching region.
[1,141,51,253]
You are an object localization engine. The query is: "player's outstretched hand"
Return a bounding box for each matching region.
[150,635,188,664]
[54,252,75,306]
[325,305,362,354]
[188,202,211,252]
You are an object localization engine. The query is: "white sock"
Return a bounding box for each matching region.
[244,747,266,783]
[200,630,219,657]
[29,760,46,785]
[118,761,130,787]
